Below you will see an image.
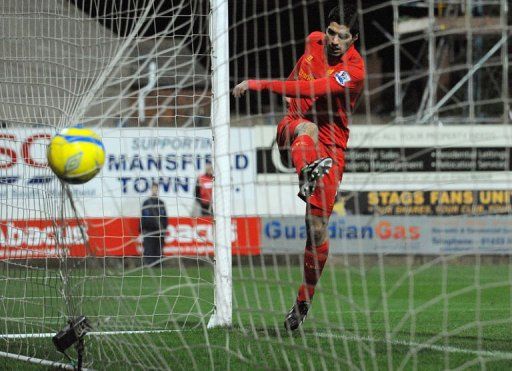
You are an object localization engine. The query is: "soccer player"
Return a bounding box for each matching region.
[233,4,365,331]
[195,163,214,216]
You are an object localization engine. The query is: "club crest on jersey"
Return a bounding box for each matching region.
[334,71,351,86]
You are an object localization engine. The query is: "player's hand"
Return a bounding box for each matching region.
[232,80,249,98]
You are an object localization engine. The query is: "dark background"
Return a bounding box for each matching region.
[69,1,510,119]
[69,0,426,115]
[69,0,401,79]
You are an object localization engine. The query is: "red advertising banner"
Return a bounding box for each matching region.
[0,217,261,258]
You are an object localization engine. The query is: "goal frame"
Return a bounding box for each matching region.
[208,0,232,328]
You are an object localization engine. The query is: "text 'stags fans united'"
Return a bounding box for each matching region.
[47,127,105,184]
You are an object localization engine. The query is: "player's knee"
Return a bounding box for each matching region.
[304,124,318,143]
[295,122,318,143]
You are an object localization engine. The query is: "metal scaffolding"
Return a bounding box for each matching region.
[359,0,510,125]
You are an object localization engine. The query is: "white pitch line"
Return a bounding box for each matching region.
[0,329,181,339]
[5,329,512,360]
[0,350,90,370]
[316,332,512,359]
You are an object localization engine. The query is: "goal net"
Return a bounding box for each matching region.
[1,0,511,369]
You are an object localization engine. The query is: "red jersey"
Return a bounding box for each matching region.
[196,174,213,204]
[249,32,365,149]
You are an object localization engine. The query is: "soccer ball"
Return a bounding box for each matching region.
[47,127,106,184]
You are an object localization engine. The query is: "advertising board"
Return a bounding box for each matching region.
[261,215,512,255]
[0,217,261,258]
[0,128,256,217]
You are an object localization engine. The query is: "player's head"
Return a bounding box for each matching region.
[151,182,159,197]
[325,4,359,57]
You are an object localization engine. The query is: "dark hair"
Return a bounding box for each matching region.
[327,3,359,36]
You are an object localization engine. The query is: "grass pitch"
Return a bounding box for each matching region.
[1,260,512,370]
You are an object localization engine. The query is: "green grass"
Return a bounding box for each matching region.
[2,262,512,370]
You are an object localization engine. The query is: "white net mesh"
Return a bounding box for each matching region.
[1,0,512,369]
[1,0,216,368]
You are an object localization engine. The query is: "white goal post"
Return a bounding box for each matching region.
[208,0,232,328]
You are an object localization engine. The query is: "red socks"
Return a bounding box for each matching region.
[297,241,329,302]
[290,135,317,175]
[291,134,326,302]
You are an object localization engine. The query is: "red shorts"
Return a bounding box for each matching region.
[276,117,346,217]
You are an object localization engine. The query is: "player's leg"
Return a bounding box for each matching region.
[158,235,165,266]
[143,236,154,266]
[284,148,345,331]
[277,118,333,198]
[299,208,330,301]
[289,121,319,175]
[284,206,329,331]
[142,236,149,265]
[293,123,334,197]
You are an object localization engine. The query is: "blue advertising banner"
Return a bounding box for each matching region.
[261,216,512,255]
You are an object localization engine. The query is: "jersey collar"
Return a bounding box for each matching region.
[324,43,357,66]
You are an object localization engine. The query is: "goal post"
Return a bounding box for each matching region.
[208,0,232,328]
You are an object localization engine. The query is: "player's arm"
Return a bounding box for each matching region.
[233,67,363,98]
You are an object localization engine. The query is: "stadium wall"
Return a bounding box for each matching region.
[2,125,512,257]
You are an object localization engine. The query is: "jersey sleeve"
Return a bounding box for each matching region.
[248,61,365,98]
[332,61,365,92]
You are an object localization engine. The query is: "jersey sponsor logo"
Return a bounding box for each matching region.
[334,70,351,86]
[299,68,314,81]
